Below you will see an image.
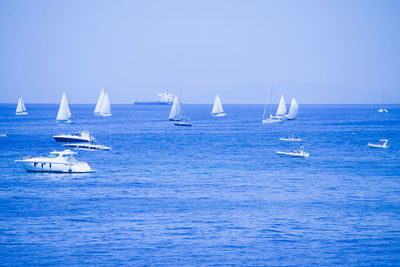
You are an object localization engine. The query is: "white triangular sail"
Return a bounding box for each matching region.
[211,94,224,114]
[169,95,181,120]
[287,98,298,120]
[276,95,286,116]
[16,96,28,115]
[56,92,72,121]
[94,88,104,114]
[100,92,112,117]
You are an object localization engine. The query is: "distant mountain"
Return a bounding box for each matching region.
[223,81,400,104]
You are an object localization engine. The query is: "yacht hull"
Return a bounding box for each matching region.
[279,138,302,141]
[63,143,111,151]
[15,160,94,173]
[53,137,91,142]
[276,151,309,158]
[368,143,389,148]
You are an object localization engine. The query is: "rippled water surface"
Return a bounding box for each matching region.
[0,104,399,265]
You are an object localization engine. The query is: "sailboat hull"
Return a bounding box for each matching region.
[174,122,192,127]
[16,112,28,115]
[211,113,226,117]
[262,118,282,124]
[57,120,74,124]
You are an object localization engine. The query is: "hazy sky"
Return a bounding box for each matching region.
[1,0,399,104]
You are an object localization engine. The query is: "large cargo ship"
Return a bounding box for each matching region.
[134,91,174,105]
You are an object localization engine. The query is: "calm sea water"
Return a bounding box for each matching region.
[0,104,399,265]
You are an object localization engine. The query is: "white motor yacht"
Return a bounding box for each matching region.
[276,146,310,158]
[378,108,388,113]
[63,143,111,151]
[15,149,94,173]
[53,130,95,143]
[0,133,6,137]
[279,135,302,141]
[368,139,389,148]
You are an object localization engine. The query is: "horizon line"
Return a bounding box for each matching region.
[1,102,400,105]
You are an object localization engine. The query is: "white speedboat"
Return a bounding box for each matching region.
[174,120,192,127]
[0,133,6,137]
[368,139,389,148]
[63,143,111,151]
[15,150,94,173]
[53,130,95,143]
[378,108,388,113]
[276,146,309,158]
[279,135,302,141]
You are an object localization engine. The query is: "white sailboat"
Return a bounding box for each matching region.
[285,98,298,120]
[94,88,104,115]
[169,95,182,121]
[262,81,283,124]
[16,96,28,115]
[94,89,112,117]
[211,94,226,117]
[377,93,388,113]
[99,92,112,117]
[56,92,73,124]
[274,95,286,118]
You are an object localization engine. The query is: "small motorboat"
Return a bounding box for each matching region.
[63,143,111,151]
[378,108,388,113]
[276,146,310,158]
[279,135,302,142]
[174,121,192,127]
[53,130,95,142]
[0,133,6,137]
[15,149,94,173]
[368,139,389,148]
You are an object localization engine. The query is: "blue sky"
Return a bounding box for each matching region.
[0,0,399,104]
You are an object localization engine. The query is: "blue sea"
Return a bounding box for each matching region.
[0,104,399,265]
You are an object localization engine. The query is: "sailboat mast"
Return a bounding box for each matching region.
[269,81,272,115]
[262,81,269,119]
